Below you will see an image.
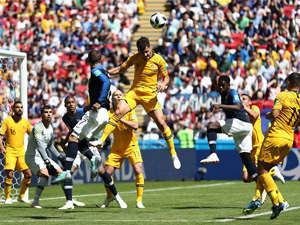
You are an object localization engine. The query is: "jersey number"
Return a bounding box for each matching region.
[288,107,300,127]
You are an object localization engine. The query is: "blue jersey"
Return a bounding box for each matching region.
[62,108,89,151]
[221,89,251,123]
[89,65,111,110]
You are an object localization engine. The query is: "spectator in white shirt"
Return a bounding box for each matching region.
[41,48,59,70]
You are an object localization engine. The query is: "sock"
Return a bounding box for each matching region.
[100,172,118,196]
[65,141,78,171]
[162,127,176,156]
[33,177,48,204]
[135,174,144,203]
[275,185,284,203]
[81,147,94,160]
[19,178,31,199]
[253,176,264,201]
[100,115,119,143]
[4,177,12,199]
[62,180,73,201]
[240,153,258,182]
[207,128,217,154]
[104,176,114,198]
[260,173,279,206]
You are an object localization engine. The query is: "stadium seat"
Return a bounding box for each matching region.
[284,5,295,19]
[251,100,263,112]
[232,33,244,43]
[77,84,87,94]
[264,100,274,108]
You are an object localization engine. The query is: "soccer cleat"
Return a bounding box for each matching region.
[31,203,42,208]
[270,166,285,184]
[100,196,114,208]
[283,201,290,211]
[59,200,74,210]
[242,200,261,215]
[114,194,127,208]
[89,139,104,150]
[261,189,267,205]
[72,199,85,207]
[18,197,31,203]
[172,155,181,169]
[51,170,72,184]
[270,202,285,219]
[200,153,219,165]
[4,198,13,204]
[91,156,102,178]
[136,201,145,209]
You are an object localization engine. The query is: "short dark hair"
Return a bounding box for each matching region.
[287,72,300,87]
[88,49,102,65]
[137,37,150,51]
[40,105,52,114]
[218,75,230,84]
[64,95,75,104]
[13,101,22,108]
[241,93,252,101]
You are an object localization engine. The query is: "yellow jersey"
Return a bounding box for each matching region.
[109,108,138,151]
[266,91,300,140]
[0,116,32,156]
[120,52,168,90]
[250,105,264,148]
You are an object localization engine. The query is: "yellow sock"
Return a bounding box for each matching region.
[105,176,114,198]
[19,178,31,199]
[4,178,12,200]
[253,176,264,201]
[275,185,284,203]
[162,127,177,156]
[100,116,119,143]
[135,174,144,203]
[260,173,279,206]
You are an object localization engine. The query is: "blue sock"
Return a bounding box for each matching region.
[207,129,217,154]
[78,142,94,161]
[100,172,117,196]
[62,180,73,201]
[83,149,94,161]
[240,153,258,182]
[65,141,78,171]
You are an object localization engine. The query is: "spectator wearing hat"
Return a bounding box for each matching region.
[235,10,249,32]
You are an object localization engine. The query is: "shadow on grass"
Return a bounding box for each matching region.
[173,206,241,209]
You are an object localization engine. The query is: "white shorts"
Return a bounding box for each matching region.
[73,146,101,170]
[25,154,60,175]
[218,118,253,153]
[72,108,109,141]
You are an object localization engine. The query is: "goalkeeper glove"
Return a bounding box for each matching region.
[45,159,56,175]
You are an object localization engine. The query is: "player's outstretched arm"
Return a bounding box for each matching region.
[265,109,280,120]
[120,118,139,130]
[0,135,6,155]
[108,66,121,75]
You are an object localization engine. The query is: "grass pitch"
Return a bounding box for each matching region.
[0,180,299,225]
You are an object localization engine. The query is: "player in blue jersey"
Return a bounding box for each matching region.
[200,75,258,181]
[59,95,127,209]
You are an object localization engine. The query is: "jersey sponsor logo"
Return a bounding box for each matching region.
[94,70,101,76]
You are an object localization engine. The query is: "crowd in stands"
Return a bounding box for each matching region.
[0,0,300,148]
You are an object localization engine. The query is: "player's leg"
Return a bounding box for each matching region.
[4,154,17,204]
[100,165,115,208]
[148,109,181,169]
[17,155,32,203]
[200,121,222,165]
[32,169,50,208]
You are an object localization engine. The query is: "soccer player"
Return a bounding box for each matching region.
[200,75,258,182]
[61,95,127,209]
[25,105,71,209]
[100,89,145,209]
[0,101,32,204]
[243,73,300,219]
[241,94,285,185]
[51,49,111,184]
[90,36,181,170]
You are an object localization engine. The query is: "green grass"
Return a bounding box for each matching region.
[0,180,299,225]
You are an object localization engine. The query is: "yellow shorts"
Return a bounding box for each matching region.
[242,146,261,172]
[122,88,161,113]
[5,153,29,172]
[258,137,292,164]
[105,145,143,169]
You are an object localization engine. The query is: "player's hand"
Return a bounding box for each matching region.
[92,102,101,113]
[83,105,91,113]
[156,83,166,93]
[0,148,6,155]
[210,104,221,112]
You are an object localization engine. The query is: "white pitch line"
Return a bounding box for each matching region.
[204,206,300,223]
[0,219,199,223]
[39,182,237,201]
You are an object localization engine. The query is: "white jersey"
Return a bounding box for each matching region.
[26,121,54,158]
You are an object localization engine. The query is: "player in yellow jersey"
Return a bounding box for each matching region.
[100,89,145,209]
[0,101,32,204]
[90,36,181,170]
[243,72,300,219]
[241,94,285,185]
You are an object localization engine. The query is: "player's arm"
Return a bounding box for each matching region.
[33,126,50,162]
[120,111,139,130]
[157,58,169,92]
[109,55,134,75]
[48,143,65,164]
[211,102,241,112]
[61,131,71,152]
[265,109,280,120]
[266,93,284,120]
[0,120,7,154]
[0,135,5,155]
[244,106,259,122]
[108,66,121,75]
